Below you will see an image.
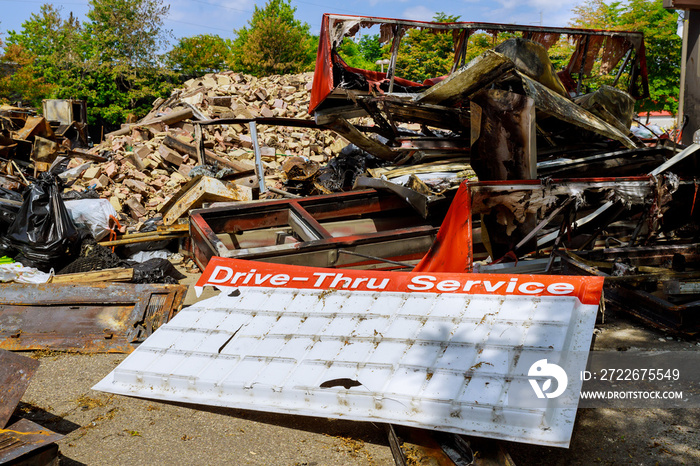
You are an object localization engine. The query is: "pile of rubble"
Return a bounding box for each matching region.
[58,71,353,226]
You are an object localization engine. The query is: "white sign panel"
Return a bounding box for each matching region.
[95,258,604,447]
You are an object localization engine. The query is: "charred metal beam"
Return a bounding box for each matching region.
[470,88,537,180]
[353,176,445,218]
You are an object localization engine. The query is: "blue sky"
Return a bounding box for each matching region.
[0,0,584,45]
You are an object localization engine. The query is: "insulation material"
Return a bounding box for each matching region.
[95,258,605,448]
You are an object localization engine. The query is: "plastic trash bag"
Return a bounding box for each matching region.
[2,173,81,272]
[64,198,118,241]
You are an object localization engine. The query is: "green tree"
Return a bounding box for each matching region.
[393,13,460,83]
[4,1,176,129]
[0,43,56,107]
[230,0,315,76]
[82,0,171,68]
[167,34,232,76]
[337,38,376,70]
[4,5,80,106]
[358,35,383,65]
[570,0,681,113]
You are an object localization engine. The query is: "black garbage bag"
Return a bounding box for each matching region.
[128,258,186,284]
[316,142,389,192]
[0,186,22,235]
[2,173,81,272]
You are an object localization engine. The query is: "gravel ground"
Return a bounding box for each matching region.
[13,293,700,465]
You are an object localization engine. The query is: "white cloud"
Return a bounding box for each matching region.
[401,5,436,22]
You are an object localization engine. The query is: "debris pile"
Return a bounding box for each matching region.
[0,13,698,464]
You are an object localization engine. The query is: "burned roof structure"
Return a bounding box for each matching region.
[310,14,649,170]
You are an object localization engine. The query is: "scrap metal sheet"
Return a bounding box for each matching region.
[0,350,40,428]
[0,282,187,353]
[95,258,604,447]
[0,418,63,464]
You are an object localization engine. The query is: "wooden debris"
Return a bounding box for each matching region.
[50,268,135,283]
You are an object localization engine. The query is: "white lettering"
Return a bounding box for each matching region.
[367,278,389,290]
[462,280,481,291]
[269,274,290,286]
[230,271,247,285]
[254,273,273,285]
[547,282,575,295]
[436,280,461,292]
[330,274,353,289]
[407,275,436,291]
[312,272,335,287]
[242,269,256,285]
[208,266,233,284]
[518,282,545,294]
[483,280,506,292]
[506,278,518,293]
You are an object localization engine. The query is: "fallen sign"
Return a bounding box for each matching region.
[95,258,604,447]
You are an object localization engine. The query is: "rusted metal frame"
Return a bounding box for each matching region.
[249,121,267,194]
[287,201,333,241]
[192,190,409,233]
[326,14,646,41]
[357,99,400,141]
[326,117,401,162]
[649,142,700,176]
[189,190,432,253]
[0,283,187,352]
[387,25,404,93]
[544,208,572,273]
[559,252,698,334]
[513,196,575,253]
[626,210,648,247]
[558,249,700,334]
[577,243,700,268]
[612,48,633,87]
[576,35,591,96]
[240,226,437,259]
[337,249,413,268]
[365,98,471,133]
[384,424,407,466]
[451,30,469,74]
[537,146,670,178]
[576,201,629,250]
[195,225,438,269]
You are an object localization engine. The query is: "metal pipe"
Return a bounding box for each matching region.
[248,122,267,194]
